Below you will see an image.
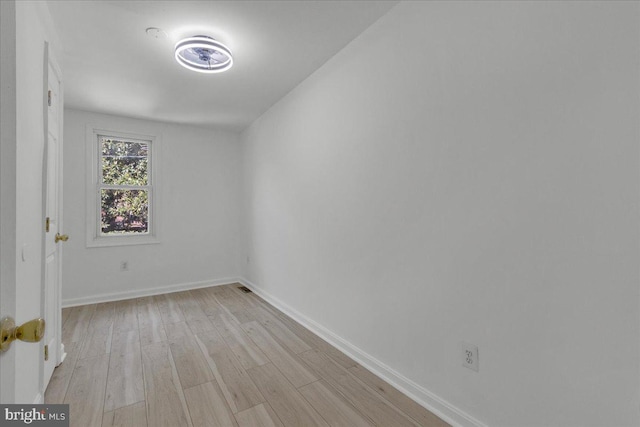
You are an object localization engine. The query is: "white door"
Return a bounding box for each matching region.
[42,55,65,389]
[0,0,18,404]
[1,2,64,403]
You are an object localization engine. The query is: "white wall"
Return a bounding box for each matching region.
[12,0,61,403]
[62,109,242,304]
[241,2,639,426]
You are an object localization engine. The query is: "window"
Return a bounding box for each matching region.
[100,137,149,234]
[86,127,160,247]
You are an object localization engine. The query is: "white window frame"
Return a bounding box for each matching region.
[86,126,161,247]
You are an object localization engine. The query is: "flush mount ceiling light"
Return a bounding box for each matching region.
[174,35,233,74]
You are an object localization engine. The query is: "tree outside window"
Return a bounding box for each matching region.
[99,137,151,234]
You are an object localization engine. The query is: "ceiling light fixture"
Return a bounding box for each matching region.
[174,35,233,74]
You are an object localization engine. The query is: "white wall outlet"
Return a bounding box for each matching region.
[461,342,479,372]
[120,261,128,271]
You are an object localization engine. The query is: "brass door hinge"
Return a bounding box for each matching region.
[45,217,50,232]
[44,344,49,361]
[47,90,52,107]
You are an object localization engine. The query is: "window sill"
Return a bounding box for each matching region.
[86,234,160,248]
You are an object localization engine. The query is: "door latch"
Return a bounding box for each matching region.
[55,233,69,243]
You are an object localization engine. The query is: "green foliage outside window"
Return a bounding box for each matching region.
[100,138,149,234]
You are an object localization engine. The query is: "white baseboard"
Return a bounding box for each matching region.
[62,277,242,307]
[238,277,487,427]
[58,343,67,366]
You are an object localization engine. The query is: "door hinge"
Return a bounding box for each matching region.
[47,90,52,107]
[45,217,50,232]
[44,344,49,361]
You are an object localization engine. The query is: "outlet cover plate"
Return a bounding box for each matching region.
[461,342,479,372]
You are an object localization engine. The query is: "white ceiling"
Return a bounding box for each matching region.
[47,1,397,131]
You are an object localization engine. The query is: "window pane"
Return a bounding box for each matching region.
[101,137,148,185]
[101,189,148,234]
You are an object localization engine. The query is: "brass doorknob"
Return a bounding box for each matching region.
[55,233,69,243]
[0,317,45,352]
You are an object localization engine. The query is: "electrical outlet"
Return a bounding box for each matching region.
[120,261,128,271]
[461,342,479,372]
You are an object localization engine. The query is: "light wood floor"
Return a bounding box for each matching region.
[45,283,449,427]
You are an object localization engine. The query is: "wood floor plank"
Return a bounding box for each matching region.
[187,317,217,335]
[165,322,215,389]
[242,321,317,388]
[210,312,269,369]
[194,335,240,413]
[184,381,238,427]
[78,324,113,359]
[64,354,109,427]
[174,290,209,323]
[141,341,192,427]
[299,380,373,427]
[192,288,224,316]
[242,291,274,308]
[104,347,145,412]
[170,339,215,389]
[248,363,329,427]
[102,402,147,427]
[113,299,138,334]
[242,292,286,319]
[138,322,167,346]
[111,329,140,357]
[230,287,277,313]
[137,296,167,346]
[45,342,80,404]
[280,318,357,369]
[252,305,311,354]
[62,304,96,344]
[164,321,194,342]
[61,307,72,327]
[155,293,186,325]
[194,334,265,413]
[246,298,357,369]
[209,285,229,295]
[348,364,450,427]
[87,302,116,330]
[192,323,227,353]
[234,403,283,427]
[213,289,256,324]
[298,349,419,427]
